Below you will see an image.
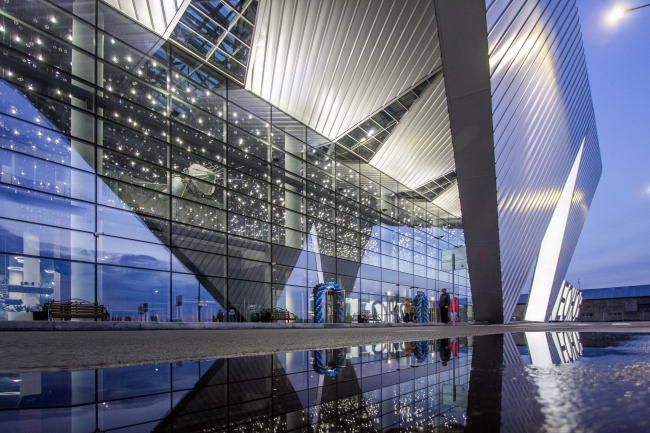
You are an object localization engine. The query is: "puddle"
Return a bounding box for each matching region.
[1,332,649,432]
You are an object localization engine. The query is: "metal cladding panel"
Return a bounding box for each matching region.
[432,181,461,217]
[545,125,601,319]
[487,0,601,322]
[99,0,187,35]
[246,0,442,140]
[370,73,455,191]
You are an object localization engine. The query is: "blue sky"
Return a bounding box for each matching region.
[564,0,650,289]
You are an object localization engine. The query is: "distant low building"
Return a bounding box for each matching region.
[513,285,650,322]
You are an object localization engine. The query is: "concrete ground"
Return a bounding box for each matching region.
[1,321,649,372]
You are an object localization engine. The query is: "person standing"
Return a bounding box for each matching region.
[439,288,451,324]
[404,298,412,323]
[392,304,400,323]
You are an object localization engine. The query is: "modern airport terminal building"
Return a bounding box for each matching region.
[0,0,601,324]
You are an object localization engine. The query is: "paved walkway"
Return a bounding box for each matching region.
[1,321,649,372]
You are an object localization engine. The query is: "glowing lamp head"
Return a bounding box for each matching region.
[608,8,627,22]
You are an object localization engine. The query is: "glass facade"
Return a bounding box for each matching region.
[0,0,470,323]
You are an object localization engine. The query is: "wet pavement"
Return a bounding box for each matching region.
[3,321,650,372]
[1,331,650,432]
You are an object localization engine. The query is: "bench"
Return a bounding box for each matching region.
[260,308,297,322]
[356,311,380,323]
[48,299,109,321]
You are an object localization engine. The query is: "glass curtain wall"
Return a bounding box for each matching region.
[0,0,470,323]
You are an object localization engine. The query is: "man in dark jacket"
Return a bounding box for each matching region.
[439,288,451,324]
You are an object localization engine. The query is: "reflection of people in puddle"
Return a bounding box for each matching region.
[404,341,417,356]
[438,338,451,366]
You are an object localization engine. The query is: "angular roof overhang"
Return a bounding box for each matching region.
[246,0,462,216]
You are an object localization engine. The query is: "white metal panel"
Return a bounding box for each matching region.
[102,0,120,9]
[370,74,454,190]
[100,0,187,37]
[161,0,179,25]
[147,0,169,35]
[432,182,461,217]
[132,0,153,30]
[117,0,137,18]
[247,0,442,140]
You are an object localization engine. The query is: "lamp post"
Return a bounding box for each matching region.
[608,3,650,22]
[151,290,158,321]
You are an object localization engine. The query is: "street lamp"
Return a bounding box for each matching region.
[151,290,158,321]
[608,3,650,22]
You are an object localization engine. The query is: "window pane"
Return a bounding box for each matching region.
[0,253,94,320]
[0,184,95,231]
[98,265,170,322]
[98,236,170,271]
[0,218,95,262]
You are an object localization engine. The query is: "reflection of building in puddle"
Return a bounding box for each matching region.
[525,332,582,366]
[497,332,584,433]
[0,340,473,432]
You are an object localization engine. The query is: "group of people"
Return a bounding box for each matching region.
[391,288,455,324]
[401,299,418,323]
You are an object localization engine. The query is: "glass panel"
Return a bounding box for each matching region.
[171,98,227,139]
[171,23,214,58]
[227,279,270,322]
[98,235,170,271]
[0,253,95,320]
[99,148,168,192]
[180,6,225,46]
[98,31,165,86]
[171,70,227,119]
[0,218,95,262]
[100,62,166,115]
[100,120,168,168]
[229,18,254,46]
[209,48,246,82]
[0,184,95,231]
[98,205,169,244]
[172,197,226,231]
[99,363,170,401]
[172,222,226,254]
[273,284,308,322]
[0,114,94,171]
[98,265,170,322]
[193,1,237,30]
[219,33,250,64]
[228,213,269,242]
[271,225,305,249]
[98,178,170,219]
[171,47,227,97]
[200,279,227,321]
[271,107,306,141]
[0,149,95,202]
[171,247,226,277]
